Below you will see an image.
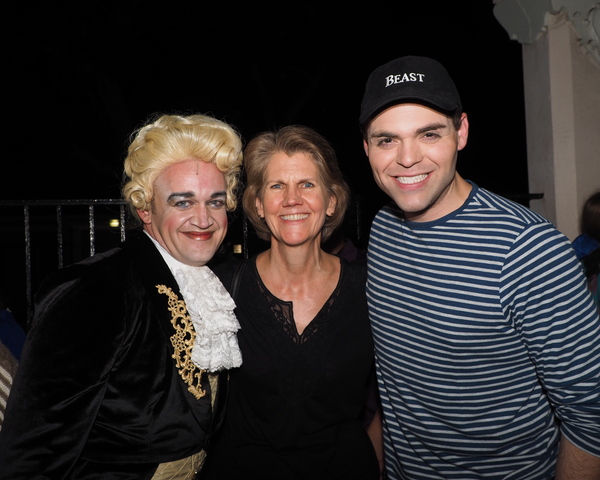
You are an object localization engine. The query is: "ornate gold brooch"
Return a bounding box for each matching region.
[156,285,206,399]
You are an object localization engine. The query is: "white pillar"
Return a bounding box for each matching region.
[522,14,600,239]
[494,1,600,240]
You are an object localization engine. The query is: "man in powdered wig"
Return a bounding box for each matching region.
[0,113,244,480]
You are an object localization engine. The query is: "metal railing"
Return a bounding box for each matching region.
[1,199,129,326]
[0,195,369,327]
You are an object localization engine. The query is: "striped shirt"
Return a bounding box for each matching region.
[0,342,18,431]
[367,183,600,480]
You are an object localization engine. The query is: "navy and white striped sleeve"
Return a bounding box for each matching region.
[500,222,600,457]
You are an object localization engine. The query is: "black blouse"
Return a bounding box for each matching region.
[204,256,378,480]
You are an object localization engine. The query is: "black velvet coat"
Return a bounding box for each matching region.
[0,231,228,479]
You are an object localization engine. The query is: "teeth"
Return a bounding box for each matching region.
[397,174,427,184]
[281,214,309,221]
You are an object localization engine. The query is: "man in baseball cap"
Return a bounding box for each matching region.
[361,56,600,479]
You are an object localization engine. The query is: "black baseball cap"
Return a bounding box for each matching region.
[359,56,462,127]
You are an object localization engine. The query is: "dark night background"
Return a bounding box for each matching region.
[2,1,527,200]
[1,1,528,323]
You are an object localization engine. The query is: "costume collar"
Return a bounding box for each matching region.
[145,233,242,372]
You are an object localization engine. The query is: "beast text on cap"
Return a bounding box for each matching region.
[385,73,425,87]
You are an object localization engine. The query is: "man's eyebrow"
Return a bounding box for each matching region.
[369,130,398,139]
[167,191,227,203]
[167,192,194,203]
[415,122,448,135]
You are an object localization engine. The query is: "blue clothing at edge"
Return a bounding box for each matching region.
[0,309,26,361]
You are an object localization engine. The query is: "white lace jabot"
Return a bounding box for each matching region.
[147,233,242,372]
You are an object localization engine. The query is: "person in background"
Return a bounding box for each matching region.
[572,190,600,308]
[360,55,600,479]
[0,113,244,479]
[322,224,367,264]
[203,125,382,480]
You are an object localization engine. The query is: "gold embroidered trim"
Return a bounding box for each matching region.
[156,285,206,399]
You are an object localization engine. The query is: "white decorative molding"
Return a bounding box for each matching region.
[493,0,600,66]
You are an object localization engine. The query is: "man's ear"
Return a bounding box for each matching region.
[457,113,469,151]
[137,209,151,225]
[363,138,370,156]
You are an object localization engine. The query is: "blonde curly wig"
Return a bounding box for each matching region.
[122,113,243,220]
